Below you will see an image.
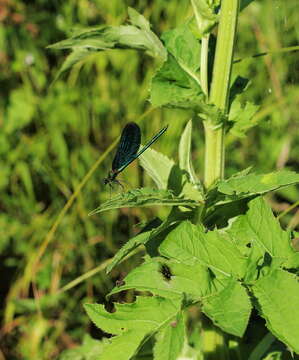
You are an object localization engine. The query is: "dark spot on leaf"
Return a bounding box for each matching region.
[160,264,172,281]
[246,243,252,248]
[116,279,125,287]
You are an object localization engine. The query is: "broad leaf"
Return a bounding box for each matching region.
[108,258,210,302]
[159,221,246,278]
[84,296,182,360]
[162,24,201,78]
[150,24,206,111]
[106,207,196,274]
[227,197,297,280]
[202,278,251,337]
[216,170,299,202]
[89,188,200,215]
[150,54,205,111]
[252,270,299,354]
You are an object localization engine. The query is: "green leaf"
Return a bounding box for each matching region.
[228,100,260,137]
[51,49,92,82]
[159,221,246,278]
[153,311,186,360]
[128,7,151,31]
[227,197,297,280]
[106,218,163,274]
[106,206,198,274]
[202,278,251,337]
[59,334,108,360]
[150,24,206,111]
[179,120,203,190]
[251,269,299,354]
[150,54,205,110]
[84,296,182,360]
[190,0,219,36]
[216,170,299,201]
[139,148,175,189]
[108,257,210,302]
[49,8,166,79]
[89,188,200,215]
[162,24,201,78]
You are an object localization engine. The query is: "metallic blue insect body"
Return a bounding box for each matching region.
[103,122,168,188]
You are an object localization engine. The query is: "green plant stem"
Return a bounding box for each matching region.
[204,0,240,188]
[200,34,210,96]
[203,122,225,188]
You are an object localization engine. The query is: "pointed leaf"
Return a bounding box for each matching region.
[216,170,299,201]
[52,49,91,82]
[251,270,299,354]
[202,278,251,337]
[49,9,166,79]
[179,120,202,188]
[150,24,206,111]
[150,54,205,111]
[159,221,246,278]
[139,148,175,189]
[89,188,200,215]
[227,197,297,278]
[108,258,210,302]
[85,297,181,335]
[84,297,182,360]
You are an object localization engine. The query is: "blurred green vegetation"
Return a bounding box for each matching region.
[0,0,298,359]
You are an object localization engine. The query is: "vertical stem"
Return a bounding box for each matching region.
[204,122,224,187]
[204,0,240,188]
[200,34,210,97]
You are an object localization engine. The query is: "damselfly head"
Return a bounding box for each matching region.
[103,177,110,185]
[103,170,117,185]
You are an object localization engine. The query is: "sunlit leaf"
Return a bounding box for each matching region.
[216,170,299,201]
[159,221,246,278]
[252,270,299,354]
[84,296,182,360]
[139,148,175,189]
[202,278,251,337]
[227,197,297,280]
[89,188,200,215]
[108,257,210,302]
[49,8,166,79]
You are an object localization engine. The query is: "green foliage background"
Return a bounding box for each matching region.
[0,0,298,359]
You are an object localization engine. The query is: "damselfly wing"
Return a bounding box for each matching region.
[103,122,168,187]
